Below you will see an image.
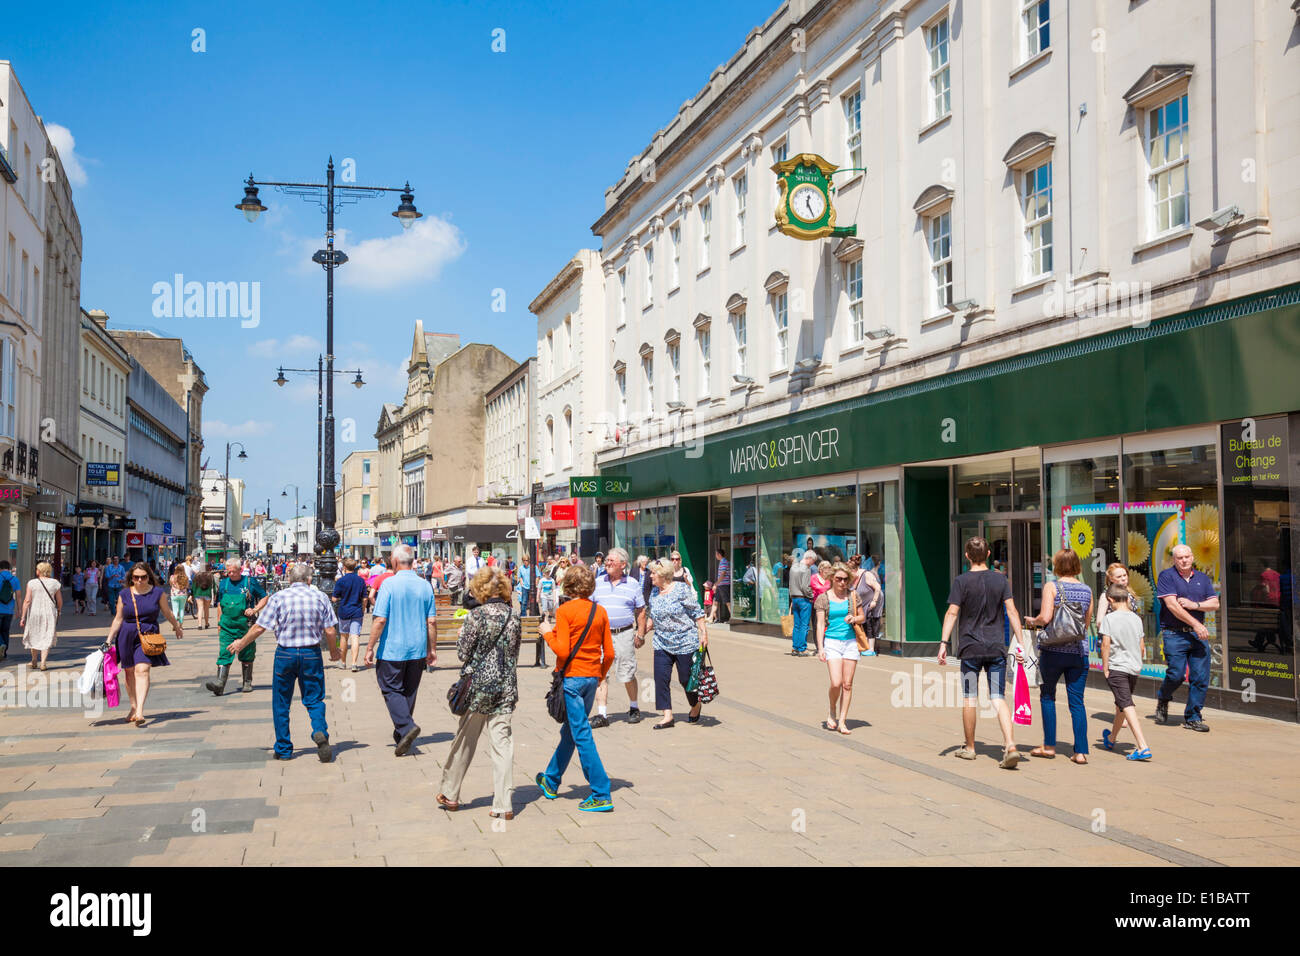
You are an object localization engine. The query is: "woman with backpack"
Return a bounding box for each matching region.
[1024,549,1094,764]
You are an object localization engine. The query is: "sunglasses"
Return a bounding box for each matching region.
[834,576,850,582]
[131,574,149,580]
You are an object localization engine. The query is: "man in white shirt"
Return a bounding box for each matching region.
[464,545,489,577]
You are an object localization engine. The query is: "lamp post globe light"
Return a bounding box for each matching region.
[239,158,419,594]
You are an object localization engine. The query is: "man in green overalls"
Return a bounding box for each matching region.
[205,557,270,695]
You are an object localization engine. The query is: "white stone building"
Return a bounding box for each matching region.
[0,62,51,576]
[528,250,606,554]
[587,0,1300,718]
[76,310,130,563]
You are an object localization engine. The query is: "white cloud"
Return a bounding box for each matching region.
[206,419,274,438]
[287,216,464,290]
[44,124,88,188]
[245,335,322,358]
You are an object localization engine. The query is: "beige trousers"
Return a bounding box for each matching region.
[439,711,514,813]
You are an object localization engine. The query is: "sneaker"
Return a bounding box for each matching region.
[578,795,614,813]
[1154,699,1169,725]
[1182,719,1210,733]
[535,772,558,800]
[312,730,333,763]
[955,748,977,760]
[394,724,420,756]
[998,749,1020,770]
[589,714,609,729]
[626,708,643,724]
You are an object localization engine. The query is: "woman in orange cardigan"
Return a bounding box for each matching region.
[537,564,617,812]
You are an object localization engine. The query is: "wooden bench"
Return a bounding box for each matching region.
[433,613,547,666]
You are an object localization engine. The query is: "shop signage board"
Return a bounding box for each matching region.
[75,504,104,517]
[126,532,144,548]
[550,503,577,522]
[570,476,632,498]
[85,463,120,486]
[531,502,546,517]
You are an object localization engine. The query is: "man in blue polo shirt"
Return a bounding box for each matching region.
[0,561,21,660]
[1155,544,1219,732]
[364,545,437,756]
[589,547,646,728]
[331,556,368,673]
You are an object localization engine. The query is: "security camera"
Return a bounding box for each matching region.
[1198,205,1244,231]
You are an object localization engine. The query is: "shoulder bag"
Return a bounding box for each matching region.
[851,590,869,651]
[545,601,598,724]
[37,579,60,639]
[1039,583,1089,648]
[130,589,167,657]
[446,608,512,716]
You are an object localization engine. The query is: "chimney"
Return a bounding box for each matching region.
[86,309,109,329]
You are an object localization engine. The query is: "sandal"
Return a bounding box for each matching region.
[488,810,514,820]
[1126,748,1152,762]
[133,718,148,728]
[1029,746,1056,758]
[955,747,977,760]
[1101,729,1115,751]
[1071,754,1088,765]
[435,794,459,811]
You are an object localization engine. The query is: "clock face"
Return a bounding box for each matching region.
[789,183,827,224]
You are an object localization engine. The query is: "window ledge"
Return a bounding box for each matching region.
[667,285,680,297]
[1011,273,1055,297]
[837,172,864,189]
[730,243,747,257]
[1009,47,1052,82]
[921,312,952,330]
[696,266,711,280]
[917,113,951,141]
[642,303,653,313]
[616,322,626,332]
[1133,226,1193,256]
[839,345,865,361]
[769,369,789,382]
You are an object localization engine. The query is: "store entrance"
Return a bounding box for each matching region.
[954,516,1043,622]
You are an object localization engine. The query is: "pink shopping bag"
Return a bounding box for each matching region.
[1013,659,1033,726]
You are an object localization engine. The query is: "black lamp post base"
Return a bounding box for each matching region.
[313,527,341,595]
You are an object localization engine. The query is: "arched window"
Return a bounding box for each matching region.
[545,416,555,474]
[563,407,573,469]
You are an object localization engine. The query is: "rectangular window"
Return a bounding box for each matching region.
[667,341,680,402]
[545,329,554,380]
[733,173,747,248]
[929,212,953,312]
[4,235,13,301]
[843,89,862,170]
[1022,0,1050,59]
[846,258,864,343]
[771,139,788,166]
[564,315,573,366]
[362,458,371,485]
[0,340,13,438]
[698,328,711,399]
[618,268,627,325]
[927,17,951,121]
[644,244,654,303]
[1023,161,1053,278]
[616,368,627,421]
[699,199,712,269]
[19,252,28,315]
[669,224,681,288]
[361,493,371,522]
[774,292,789,367]
[733,311,747,377]
[1147,93,1190,236]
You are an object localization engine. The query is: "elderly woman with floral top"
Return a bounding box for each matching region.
[437,566,522,819]
[640,559,708,729]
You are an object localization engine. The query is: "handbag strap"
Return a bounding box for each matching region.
[556,601,599,677]
[129,588,143,632]
[463,607,511,675]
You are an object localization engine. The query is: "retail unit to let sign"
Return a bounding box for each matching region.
[85,462,120,486]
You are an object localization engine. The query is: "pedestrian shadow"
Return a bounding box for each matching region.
[135,709,207,726]
[516,776,636,809]
[329,740,368,756]
[938,743,1026,763]
[841,717,872,731]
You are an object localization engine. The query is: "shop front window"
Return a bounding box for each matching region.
[757,483,857,624]
[1123,439,1220,685]
[731,495,758,619]
[1045,447,1120,644]
[859,480,902,643]
[1220,415,1296,700]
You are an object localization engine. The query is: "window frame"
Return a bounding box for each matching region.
[1021,160,1053,280]
[926,15,952,122]
[732,172,747,249]
[733,311,748,377]
[699,199,712,269]
[774,292,789,367]
[845,257,864,344]
[842,88,862,170]
[697,327,711,400]
[1144,92,1190,238]
[669,223,681,289]
[1021,0,1050,60]
[927,211,953,314]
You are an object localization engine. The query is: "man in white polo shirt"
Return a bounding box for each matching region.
[590,547,645,728]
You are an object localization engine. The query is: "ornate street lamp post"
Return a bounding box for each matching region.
[238,158,419,594]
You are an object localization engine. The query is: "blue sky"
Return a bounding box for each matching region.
[5,0,772,525]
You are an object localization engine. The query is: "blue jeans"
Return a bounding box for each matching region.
[1158,629,1210,722]
[106,585,121,614]
[543,676,610,801]
[271,645,328,758]
[1039,649,1089,755]
[791,597,812,652]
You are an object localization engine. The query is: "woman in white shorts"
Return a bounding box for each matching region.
[815,562,864,735]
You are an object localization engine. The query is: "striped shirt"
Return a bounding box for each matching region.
[256,582,339,648]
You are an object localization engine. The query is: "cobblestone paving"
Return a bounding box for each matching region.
[1,608,1297,866]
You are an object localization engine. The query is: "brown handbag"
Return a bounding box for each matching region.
[130,589,167,657]
[851,590,870,651]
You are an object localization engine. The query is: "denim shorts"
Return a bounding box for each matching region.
[960,656,1007,699]
[339,617,362,636]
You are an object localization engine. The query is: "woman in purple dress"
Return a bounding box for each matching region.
[105,563,183,726]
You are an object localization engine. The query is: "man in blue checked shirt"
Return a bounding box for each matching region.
[229,563,342,762]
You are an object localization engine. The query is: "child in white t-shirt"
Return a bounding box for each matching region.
[1099,585,1153,761]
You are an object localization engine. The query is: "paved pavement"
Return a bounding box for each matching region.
[1,604,1297,866]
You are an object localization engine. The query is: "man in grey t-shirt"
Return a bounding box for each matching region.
[788,551,817,656]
